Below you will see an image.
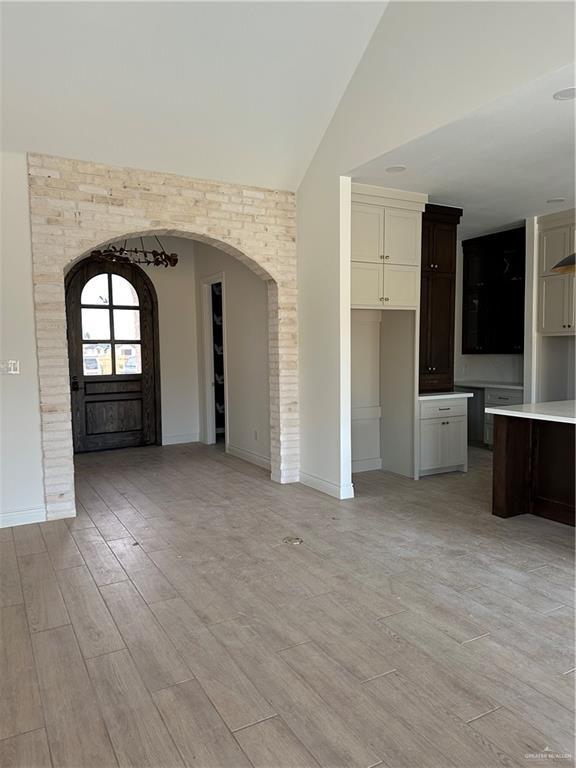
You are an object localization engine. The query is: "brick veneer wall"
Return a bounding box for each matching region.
[27,153,299,520]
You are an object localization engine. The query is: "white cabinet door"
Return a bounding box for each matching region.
[420,419,443,471]
[539,275,569,334]
[351,203,383,263]
[383,208,421,266]
[441,416,467,467]
[382,265,419,308]
[564,275,575,331]
[539,226,570,275]
[351,262,382,307]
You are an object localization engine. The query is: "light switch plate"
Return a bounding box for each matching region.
[0,360,20,375]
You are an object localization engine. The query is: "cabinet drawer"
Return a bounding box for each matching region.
[420,398,468,420]
[485,388,523,406]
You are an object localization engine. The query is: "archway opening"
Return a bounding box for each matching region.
[61,230,279,501]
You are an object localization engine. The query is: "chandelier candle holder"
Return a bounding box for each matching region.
[91,236,179,268]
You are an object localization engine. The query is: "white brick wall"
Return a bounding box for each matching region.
[28,153,299,520]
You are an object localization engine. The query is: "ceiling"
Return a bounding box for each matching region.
[1,2,385,191]
[352,64,575,239]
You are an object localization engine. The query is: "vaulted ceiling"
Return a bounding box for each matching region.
[1,2,386,190]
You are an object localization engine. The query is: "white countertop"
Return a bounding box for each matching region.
[455,380,524,391]
[485,400,576,424]
[419,391,474,401]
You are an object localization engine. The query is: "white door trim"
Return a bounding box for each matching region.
[201,272,229,447]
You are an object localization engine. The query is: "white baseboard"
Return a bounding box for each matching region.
[0,505,46,529]
[299,472,355,500]
[352,458,383,473]
[226,444,271,470]
[162,432,200,446]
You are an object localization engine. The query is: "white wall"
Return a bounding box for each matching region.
[144,239,200,445]
[0,152,46,524]
[194,243,271,468]
[298,1,573,497]
[453,242,524,385]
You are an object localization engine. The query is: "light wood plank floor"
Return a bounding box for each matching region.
[1,445,574,767]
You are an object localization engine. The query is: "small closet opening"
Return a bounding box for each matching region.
[211,282,226,443]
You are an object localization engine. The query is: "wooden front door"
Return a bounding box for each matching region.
[65,258,160,453]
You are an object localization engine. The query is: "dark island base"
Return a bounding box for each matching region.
[492,414,575,526]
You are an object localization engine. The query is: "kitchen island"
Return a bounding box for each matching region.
[486,400,575,526]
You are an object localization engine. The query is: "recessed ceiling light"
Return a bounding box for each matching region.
[385,165,407,174]
[553,87,576,101]
[547,197,566,204]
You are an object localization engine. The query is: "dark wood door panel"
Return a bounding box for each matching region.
[65,257,161,453]
[86,400,143,435]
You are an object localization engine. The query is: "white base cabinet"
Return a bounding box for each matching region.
[419,397,469,476]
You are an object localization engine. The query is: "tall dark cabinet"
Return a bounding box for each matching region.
[419,204,463,393]
[461,227,525,354]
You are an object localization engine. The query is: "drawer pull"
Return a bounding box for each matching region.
[438,407,450,411]
[497,397,510,400]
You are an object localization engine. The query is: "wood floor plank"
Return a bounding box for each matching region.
[100,581,191,692]
[366,670,515,768]
[86,649,184,768]
[0,541,23,608]
[469,706,571,763]
[0,729,52,768]
[108,536,155,572]
[18,553,69,633]
[149,549,241,624]
[151,597,276,731]
[64,501,95,531]
[153,679,252,767]
[211,619,382,768]
[56,565,125,658]
[279,640,456,768]
[13,525,46,557]
[39,520,84,570]
[32,625,117,767]
[72,529,128,586]
[0,604,44,740]
[234,715,322,768]
[128,566,179,604]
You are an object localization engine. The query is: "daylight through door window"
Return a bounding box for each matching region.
[80,273,142,375]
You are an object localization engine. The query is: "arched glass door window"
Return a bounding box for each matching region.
[80,273,142,376]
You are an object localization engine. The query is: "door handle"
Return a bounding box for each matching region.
[71,376,79,392]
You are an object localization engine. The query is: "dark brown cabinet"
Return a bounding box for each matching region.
[462,227,525,354]
[419,204,462,393]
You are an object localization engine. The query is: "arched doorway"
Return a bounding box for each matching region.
[65,257,161,452]
[29,154,299,521]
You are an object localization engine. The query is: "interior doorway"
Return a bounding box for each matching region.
[65,257,161,452]
[211,282,226,443]
[202,273,228,446]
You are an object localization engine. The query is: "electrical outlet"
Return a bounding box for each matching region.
[0,360,20,375]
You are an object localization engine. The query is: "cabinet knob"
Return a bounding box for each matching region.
[385,255,390,260]
[379,297,384,302]
[384,297,390,302]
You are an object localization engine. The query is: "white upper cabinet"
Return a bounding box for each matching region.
[351,203,383,263]
[539,225,571,275]
[539,274,575,334]
[351,262,383,307]
[382,264,420,308]
[383,208,421,266]
[350,185,427,311]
